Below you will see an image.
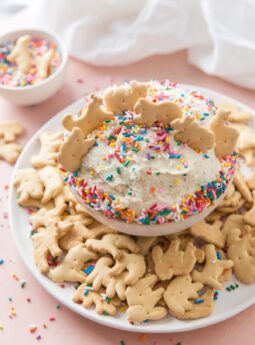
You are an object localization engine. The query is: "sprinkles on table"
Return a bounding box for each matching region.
[0,38,61,87]
[63,81,238,226]
[226,283,239,292]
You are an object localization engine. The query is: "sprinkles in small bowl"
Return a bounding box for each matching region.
[0,29,68,105]
[0,35,61,87]
[0,35,61,86]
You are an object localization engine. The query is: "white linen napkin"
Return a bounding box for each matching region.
[1,0,255,89]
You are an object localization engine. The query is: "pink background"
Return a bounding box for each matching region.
[1,51,255,344]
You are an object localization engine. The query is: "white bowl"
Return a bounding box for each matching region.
[0,29,68,105]
[71,183,230,236]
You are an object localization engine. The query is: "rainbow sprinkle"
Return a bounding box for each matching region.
[139,333,148,342]
[226,283,239,292]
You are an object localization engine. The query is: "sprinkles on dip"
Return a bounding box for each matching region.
[59,80,239,226]
[0,35,61,87]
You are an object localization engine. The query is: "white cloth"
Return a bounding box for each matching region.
[1,0,255,89]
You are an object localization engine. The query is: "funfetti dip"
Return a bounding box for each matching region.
[59,80,238,227]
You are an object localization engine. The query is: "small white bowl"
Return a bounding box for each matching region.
[0,29,68,106]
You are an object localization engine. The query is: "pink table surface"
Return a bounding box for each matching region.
[1,51,255,345]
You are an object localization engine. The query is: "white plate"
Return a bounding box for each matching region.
[9,85,255,333]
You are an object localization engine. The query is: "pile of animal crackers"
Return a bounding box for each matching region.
[1,99,255,325]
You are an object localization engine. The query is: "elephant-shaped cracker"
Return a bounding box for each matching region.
[163,275,203,318]
[86,256,113,290]
[109,252,146,285]
[152,238,198,280]
[190,220,225,248]
[176,288,215,320]
[31,220,72,273]
[48,243,97,283]
[125,274,167,324]
[86,257,128,300]
[192,244,233,289]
